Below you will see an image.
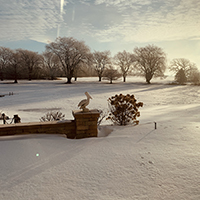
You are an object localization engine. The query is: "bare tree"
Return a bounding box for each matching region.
[133,45,166,84]
[46,37,91,84]
[7,50,22,83]
[0,47,13,81]
[103,65,121,84]
[17,49,42,81]
[169,58,198,82]
[42,51,61,80]
[114,50,134,82]
[92,50,111,81]
[73,62,89,81]
[189,68,200,85]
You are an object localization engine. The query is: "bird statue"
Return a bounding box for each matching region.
[78,92,92,112]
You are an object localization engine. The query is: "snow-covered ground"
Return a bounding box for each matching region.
[1,77,200,199]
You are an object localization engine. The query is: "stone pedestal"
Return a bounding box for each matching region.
[72,109,100,139]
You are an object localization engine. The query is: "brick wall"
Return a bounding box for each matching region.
[0,120,76,138]
[0,110,100,139]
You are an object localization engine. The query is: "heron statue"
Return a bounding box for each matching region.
[78,92,92,112]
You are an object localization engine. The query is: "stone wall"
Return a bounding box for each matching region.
[0,120,76,138]
[73,109,100,139]
[0,110,100,139]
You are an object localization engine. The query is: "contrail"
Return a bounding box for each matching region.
[57,0,65,37]
[57,24,60,38]
[72,6,75,21]
[60,0,64,14]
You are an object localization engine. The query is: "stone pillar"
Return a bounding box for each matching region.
[72,109,100,139]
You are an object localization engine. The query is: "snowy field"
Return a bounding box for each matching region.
[0,77,200,200]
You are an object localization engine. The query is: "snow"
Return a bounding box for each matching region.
[1,77,200,199]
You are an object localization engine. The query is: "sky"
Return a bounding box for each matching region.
[0,0,200,68]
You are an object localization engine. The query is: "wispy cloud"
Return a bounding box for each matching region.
[88,0,200,43]
[0,0,61,43]
[0,0,200,45]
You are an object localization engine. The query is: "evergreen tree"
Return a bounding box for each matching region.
[175,68,187,84]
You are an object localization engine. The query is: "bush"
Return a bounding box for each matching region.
[103,66,121,84]
[97,109,108,126]
[106,94,143,125]
[40,111,65,122]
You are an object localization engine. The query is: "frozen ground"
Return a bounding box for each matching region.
[0,77,200,199]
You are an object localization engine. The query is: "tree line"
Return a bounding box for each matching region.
[0,36,199,84]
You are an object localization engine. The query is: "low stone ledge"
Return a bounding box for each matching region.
[0,120,76,138]
[0,110,100,139]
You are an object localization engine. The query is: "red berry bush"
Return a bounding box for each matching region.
[106,94,143,126]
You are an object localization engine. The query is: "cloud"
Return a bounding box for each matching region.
[89,0,200,43]
[1,0,200,46]
[94,0,152,8]
[0,0,61,43]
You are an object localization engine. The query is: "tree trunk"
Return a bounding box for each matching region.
[145,72,153,84]
[123,76,126,82]
[146,79,151,84]
[66,77,72,84]
[29,74,32,81]
[99,76,101,81]
[0,72,3,81]
[28,70,32,81]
